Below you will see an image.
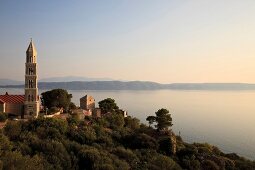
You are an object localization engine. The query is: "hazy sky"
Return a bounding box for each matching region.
[0,0,255,83]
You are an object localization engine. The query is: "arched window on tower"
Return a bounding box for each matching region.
[28,68,34,75]
[31,95,34,102]
[30,56,33,63]
[28,95,31,101]
[28,80,34,88]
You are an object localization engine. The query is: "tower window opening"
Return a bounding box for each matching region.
[28,68,34,75]
[28,80,34,88]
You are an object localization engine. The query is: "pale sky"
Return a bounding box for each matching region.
[0,0,255,83]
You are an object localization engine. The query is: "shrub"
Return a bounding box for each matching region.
[201,160,220,170]
[148,154,181,170]
[125,133,158,150]
[4,121,23,140]
[69,102,77,110]
[0,112,8,122]
[1,151,45,170]
[112,147,139,167]
[49,107,59,114]
[105,113,124,129]
[124,116,140,129]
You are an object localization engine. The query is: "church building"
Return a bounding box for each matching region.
[0,40,40,118]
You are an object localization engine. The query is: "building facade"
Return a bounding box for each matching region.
[0,93,24,115]
[24,40,40,118]
[80,95,95,111]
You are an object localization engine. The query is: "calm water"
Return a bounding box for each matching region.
[1,88,255,160]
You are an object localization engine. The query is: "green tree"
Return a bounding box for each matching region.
[98,98,119,114]
[146,116,156,127]
[146,109,173,131]
[25,118,68,135]
[155,109,173,131]
[67,126,97,145]
[69,102,77,110]
[124,116,140,129]
[48,107,59,114]
[105,113,124,130]
[41,89,72,111]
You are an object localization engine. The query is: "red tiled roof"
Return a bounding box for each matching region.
[0,99,4,104]
[0,93,25,104]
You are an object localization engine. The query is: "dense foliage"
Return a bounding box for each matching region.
[98,98,120,114]
[146,108,173,131]
[0,113,8,122]
[0,102,254,169]
[41,89,72,111]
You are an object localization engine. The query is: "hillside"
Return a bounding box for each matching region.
[0,113,254,169]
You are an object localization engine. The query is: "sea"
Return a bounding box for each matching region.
[1,88,255,160]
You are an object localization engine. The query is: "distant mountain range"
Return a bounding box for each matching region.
[0,76,115,86]
[1,80,255,90]
[0,79,23,86]
[39,76,115,82]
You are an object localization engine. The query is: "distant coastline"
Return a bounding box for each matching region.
[1,81,255,90]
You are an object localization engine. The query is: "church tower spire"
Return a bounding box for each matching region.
[24,39,39,118]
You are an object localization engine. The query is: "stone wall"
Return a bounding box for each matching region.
[0,104,4,113]
[92,108,101,118]
[80,95,95,110]
[5,103,23,116]
[24,102,39,118]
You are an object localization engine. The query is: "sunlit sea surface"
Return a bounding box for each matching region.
[1,88,255,160]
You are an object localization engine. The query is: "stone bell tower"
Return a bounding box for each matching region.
[24,39,39,118]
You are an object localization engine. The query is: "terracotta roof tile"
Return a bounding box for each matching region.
[0,94,25,104]
[0,99,4,104]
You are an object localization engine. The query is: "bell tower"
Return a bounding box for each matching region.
[24,39,39,118]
